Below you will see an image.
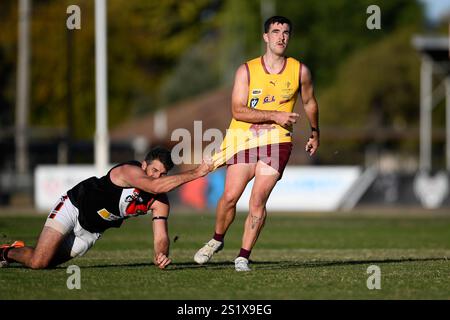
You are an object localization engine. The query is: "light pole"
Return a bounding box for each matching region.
[95,0,109,175]
[15,0,31,176]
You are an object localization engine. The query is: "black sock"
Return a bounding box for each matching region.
[213,232,224,242]
[238,248,251,259]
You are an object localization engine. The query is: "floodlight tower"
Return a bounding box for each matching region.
[15,0,31,176]
[95,0,109,175]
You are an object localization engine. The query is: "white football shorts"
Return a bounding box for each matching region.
[44,194,102,258]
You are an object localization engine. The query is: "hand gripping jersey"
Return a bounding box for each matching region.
[212,56,301,168]
[67,161,157,233]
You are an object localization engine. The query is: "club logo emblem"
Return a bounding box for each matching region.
[250,98,259,108]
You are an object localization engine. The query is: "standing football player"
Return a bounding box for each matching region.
[194,16,319,271]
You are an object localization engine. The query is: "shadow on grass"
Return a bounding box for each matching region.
[251,257,449,271]
[166,257,449,271]
[51,257,448,271]
[23,256,444,271]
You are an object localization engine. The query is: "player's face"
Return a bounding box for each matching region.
[144,160,168,179]
[264,23,290,56]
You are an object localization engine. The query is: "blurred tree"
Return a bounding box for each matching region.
[278,0,424,88]
[319,28,421,164]
[160,0,424,106]
[0,0,216,140]
[158,39,222,107]
[0,2,18,131]
[0,0,428,156]
[0,45,15,129]
[107,0,217,122]
[158,0,259,105]
[216,0,261,84]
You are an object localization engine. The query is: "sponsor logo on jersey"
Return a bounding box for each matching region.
[252,89,262,96]
[250,97,259,108]
[269,80,276,86]
[125,189,142,204]
[97,208,121,221]
[125,189,152,216]
[263,95,275,104]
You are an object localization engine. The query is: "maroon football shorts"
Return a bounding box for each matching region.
[226,142,292,179]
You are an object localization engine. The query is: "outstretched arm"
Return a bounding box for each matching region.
[301,64,320,156]
[111,160,212,194]
[231,64,299,127]
[150,194,171,269]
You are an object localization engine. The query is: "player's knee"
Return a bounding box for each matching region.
[221,191,240,206]
[30,255,50,269]
[249,195,266,211]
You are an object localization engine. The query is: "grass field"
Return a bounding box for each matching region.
[0,212,449,300]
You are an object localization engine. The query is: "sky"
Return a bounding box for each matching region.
[419,0,450,22]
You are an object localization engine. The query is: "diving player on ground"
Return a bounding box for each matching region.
[1,147,213,270]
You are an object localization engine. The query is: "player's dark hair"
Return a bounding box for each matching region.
[264,16,292,34]
[144,146,174,172]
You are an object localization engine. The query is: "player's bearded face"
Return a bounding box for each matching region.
[265,23,290,55]
[143,160,167,179]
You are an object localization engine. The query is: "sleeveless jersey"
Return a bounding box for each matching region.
[67,161,157,233]
[221,56,301,155]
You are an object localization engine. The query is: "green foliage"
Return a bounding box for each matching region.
[278,0,423,88]
[216,0,262,83]
[107,0,214,122]
[319,28,421,163]
[158,0,262,104]
[162,0,424,109]
[0,0,215,138]
[0,0,428,155]
[0,2,18,128]
[158,39,222,107]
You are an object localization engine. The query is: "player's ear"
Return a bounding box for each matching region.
[263,33,269,43]
[141,161,148,171]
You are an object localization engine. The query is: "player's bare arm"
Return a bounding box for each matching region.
[301,64,320,156]
[231,64,299,127]
[150,194,171,269]
[111,160,212,194]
